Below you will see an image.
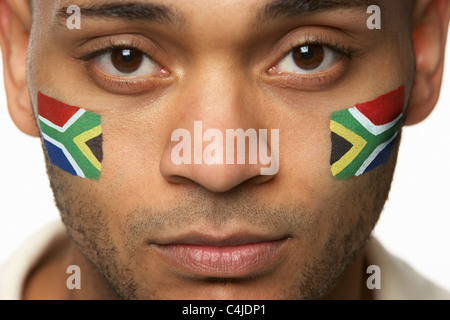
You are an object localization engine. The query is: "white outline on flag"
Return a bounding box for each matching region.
[38,109,86,133]
[41,132,86,178]
[355,132,399,176]
[348,107,402,136]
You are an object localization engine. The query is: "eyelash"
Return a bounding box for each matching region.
[76,33,356,62]
[281,34,357,61]
[76,44,153,63]
[262,34,359,90]
[73,38,172,94]
[74,34,358,93]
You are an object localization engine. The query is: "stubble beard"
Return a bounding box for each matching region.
[44,145,396,300]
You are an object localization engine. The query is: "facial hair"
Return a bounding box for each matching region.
[45,142,397,300]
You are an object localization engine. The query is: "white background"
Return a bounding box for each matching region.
[1,35,450,293]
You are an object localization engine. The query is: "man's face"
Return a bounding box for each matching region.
[27,0,414,299]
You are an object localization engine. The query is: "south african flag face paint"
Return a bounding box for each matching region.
[38,92,103,180]
[330,86,405,180]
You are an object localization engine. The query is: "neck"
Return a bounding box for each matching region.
[23,238,121,300]
[323,247,375,300]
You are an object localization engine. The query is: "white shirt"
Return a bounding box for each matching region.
[1,221,449,300]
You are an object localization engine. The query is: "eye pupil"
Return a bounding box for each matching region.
[293,45,324,70]
[300,46,313,60]
[111,48,144,74]
[121,49,133,62]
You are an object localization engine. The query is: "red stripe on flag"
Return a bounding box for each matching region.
[355,86,405,125]
[38,92,80,127]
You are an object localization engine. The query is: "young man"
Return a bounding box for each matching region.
[0,0,449,300]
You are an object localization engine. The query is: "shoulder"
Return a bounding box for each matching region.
[0,220,68,300]
[366,237,450,300]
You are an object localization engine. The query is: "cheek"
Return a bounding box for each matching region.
[98,113,166,202]
[277,112,333,207]
[278,87,403,217]
[88,115,172,239]
[330,86,405,180]
[37,93,103,181]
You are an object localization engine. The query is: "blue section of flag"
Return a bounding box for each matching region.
[363,138,396,174]
[43,139,77,176]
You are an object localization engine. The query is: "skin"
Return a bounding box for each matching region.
[0,0,449,300]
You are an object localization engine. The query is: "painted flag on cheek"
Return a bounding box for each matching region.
[37,92,103,180]
[330,86,405,180]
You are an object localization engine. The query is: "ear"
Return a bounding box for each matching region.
[405,0,450,126]
[0,0,38,137]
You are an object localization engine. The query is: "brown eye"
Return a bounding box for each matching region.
[276,44,343,75]
[292,45,324,70]
[93,47,162,78]
[110,48,144,74]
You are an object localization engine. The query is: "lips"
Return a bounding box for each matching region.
[151,233,289,278]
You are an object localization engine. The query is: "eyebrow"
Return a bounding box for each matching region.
[258,0,383,22]
[57,0,382,29]
[57,2,183,27]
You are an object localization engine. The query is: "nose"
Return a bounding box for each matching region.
[159,64,278,193]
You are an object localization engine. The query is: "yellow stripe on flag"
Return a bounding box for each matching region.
[73,125,102,171]
[330,120,367,177]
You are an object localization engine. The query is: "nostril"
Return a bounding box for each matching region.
[246,174,274,186]
[164,175,194,186]
[162,163,276,193]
